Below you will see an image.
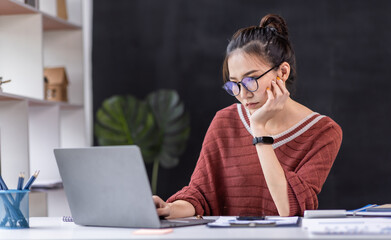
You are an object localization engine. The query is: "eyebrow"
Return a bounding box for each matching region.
[229,70,259,81]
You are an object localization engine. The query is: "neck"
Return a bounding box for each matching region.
[264,98,311,135]
[267,98,294,124]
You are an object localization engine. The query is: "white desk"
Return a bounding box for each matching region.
[0,217,390,240]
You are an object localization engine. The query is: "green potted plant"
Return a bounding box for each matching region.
[94,89,190,194]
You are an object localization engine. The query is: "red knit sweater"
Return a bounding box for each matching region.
[167,104,342,216]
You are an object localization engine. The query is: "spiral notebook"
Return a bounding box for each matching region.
[54,146,213,228]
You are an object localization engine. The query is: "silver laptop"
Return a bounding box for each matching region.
[54,145,213,228]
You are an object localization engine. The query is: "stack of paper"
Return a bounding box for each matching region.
[31,179,63,189]
[302,217,391,235]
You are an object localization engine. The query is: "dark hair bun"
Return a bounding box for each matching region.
[259,14,289,39]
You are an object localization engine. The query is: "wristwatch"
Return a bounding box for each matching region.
[252,136,274,145]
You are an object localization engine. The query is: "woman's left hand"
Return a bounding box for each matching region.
[250,77,290,134]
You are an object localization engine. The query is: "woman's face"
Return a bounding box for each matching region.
[227,51,277,115]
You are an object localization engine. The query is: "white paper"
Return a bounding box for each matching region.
[207,216,299,227]
[31,179,63,189]
[302,217,391,235]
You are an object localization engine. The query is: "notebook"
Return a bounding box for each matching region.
[54,145,213,228]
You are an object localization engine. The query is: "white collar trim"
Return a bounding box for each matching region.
[237,104,253,136]
[236,104,324,148]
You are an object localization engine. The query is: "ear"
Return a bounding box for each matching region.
[277,62,290,82]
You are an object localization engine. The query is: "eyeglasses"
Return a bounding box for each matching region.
[222,66,277,96]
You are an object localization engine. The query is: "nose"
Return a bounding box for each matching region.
[239,84,252,99]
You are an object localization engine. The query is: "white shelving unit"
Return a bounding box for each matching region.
[0,0,90,216]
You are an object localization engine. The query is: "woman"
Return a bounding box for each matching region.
[153,14,342,217]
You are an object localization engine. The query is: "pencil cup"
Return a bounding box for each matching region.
[0,190,29,229]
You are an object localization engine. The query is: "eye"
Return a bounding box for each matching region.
[242,77,258,91]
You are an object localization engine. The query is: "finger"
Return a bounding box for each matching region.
[156,207,170,217]
[271,80,283,97]
[266,87,274,101]
[276,77,290,96]
[152,195,163,208]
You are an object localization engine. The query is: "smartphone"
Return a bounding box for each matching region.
[236,216,265,221]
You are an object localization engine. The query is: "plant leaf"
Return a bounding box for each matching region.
[146,89,190,169]
[94,95,160,163]
[156,151,180,169]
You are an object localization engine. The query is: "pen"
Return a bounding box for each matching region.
[351,204,377,216]
[0,175,8,190]
[17,172,25,190]
[23,170,40,190]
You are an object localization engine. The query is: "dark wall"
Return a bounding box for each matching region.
[92,0,391,210]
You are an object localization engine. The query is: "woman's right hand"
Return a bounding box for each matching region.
[153,195,171,218]
[152,196,196,219]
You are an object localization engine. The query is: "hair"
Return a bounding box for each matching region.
[222,14,297,92]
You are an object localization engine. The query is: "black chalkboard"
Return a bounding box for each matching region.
[93,0,391,210]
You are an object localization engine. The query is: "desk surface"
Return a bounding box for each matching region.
[0,217,390,240]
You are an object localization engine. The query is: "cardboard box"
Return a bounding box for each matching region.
[56,0,68,20]
[44,67,69,102]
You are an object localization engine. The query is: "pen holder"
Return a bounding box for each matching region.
[0,190,29,229]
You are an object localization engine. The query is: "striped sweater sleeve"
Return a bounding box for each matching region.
[166,116,219,216]
[283,118,343,216]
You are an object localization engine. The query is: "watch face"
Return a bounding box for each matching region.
[253,136,274,145]
[263,137,274,144]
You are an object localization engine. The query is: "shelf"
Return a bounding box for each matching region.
[0,0,87,217]
[0,0,81,31]
[0,0,36,15]
[0,91,83,109]
[42,12,80,31]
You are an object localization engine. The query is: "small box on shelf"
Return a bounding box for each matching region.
[56,0,68,20]
[44,67,68,102]
[24,0,39,9]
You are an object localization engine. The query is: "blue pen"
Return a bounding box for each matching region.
[23,170,39,190]
[17,173,24,190]
[350,204,378,216]
[0,175,8,190]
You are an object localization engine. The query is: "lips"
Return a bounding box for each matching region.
[246,102,258,108]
